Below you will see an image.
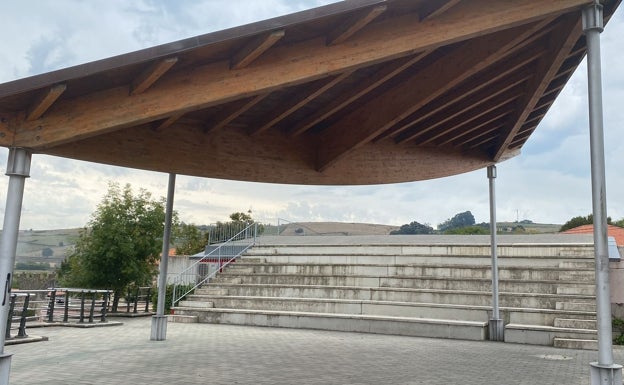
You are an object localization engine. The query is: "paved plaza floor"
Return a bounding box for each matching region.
[6,316,624,384]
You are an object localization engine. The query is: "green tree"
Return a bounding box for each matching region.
[390,221,434,235]
[444,225,489,235]
[438,211,476,232]
[174,223,206,255]
[208,211,263,244]
[559,214,613,232]
[58,183,172,311]
[229,211,253,223]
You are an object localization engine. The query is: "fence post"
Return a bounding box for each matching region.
[47,290,56,323]
[63,290,69,323]
[17,294,29,338]
[144,288,151,312]
[100,291,109,323]
[5,294,15,340]
[88,292,96,323]
[133,287,139,313]
[126,287,131,313]
[79,291,85,323]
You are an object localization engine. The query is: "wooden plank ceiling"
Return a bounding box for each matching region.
[0,0,620,185]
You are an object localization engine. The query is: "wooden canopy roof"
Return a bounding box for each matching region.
[0,0,620,185]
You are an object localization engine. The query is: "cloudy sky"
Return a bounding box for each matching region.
[0,1,623,230]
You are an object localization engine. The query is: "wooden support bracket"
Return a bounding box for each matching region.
[26,84,67,121]
[130,57,178,96]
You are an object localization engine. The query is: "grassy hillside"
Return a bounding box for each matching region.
[7,221,561,269]
[497,222,561,234]
[13,228,81,267]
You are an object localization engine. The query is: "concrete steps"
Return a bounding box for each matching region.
[212,273,596,295]
[227,262,595,281]
[553,338,598,350]
[167,314,198,323]
[172,308,488,341]
[194,284,594,309]
[505,324,597,348]
[172,240,599,347]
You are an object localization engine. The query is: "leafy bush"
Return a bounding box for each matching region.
[613,317,624,345]
[444,225,489,235]
[390,221,434,235]
[15,262,51,271]
[559,214,613,232]
[438,211,475,232]
[151,284,194,314]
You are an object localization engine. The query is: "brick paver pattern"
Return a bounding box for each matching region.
[8,317,624,384]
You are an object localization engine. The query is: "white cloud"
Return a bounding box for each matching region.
[0,1,623,230]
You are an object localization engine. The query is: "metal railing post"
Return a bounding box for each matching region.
[126,287,131,313]
[145,287,151,312]
[88,293,96,323]
[17,294,29,338]
[133,287,139,313]
[79,291,85,323]
[47,290,56,323]
[5,295,15,340]
[63,290,69,322]
[101,291,109,323]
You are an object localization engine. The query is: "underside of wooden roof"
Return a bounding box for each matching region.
[0,0,620,185]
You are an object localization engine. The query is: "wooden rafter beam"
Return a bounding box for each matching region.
[154,113,185,131]
[492,15,580,160]
[379,45,545,142]
[399,72,531,144]
[250,72,352,136]
[379,18,555,141]
[468,133,502,149]
[206,93,269,133]
[4,0,589,150]
[130,57,178,96]
[316,19,549,171]
[326,5,387,46]
[448,113,511,147]
[231,30,285,70]
[415,91,522,146]
[421,0,462,21]
[290,51,430,137]
[26,84,66,121]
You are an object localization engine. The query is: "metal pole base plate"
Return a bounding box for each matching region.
[590,362,622,384]
[0,353,12,385]
[489,319,504,341]
[150,315,168,341]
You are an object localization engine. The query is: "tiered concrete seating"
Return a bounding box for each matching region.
[172,235,598,348]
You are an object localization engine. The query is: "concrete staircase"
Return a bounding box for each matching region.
[172,236,598,348]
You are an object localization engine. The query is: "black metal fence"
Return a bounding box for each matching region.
[123,286,152,314]
[6,293,32,339]
[46,289,111,324]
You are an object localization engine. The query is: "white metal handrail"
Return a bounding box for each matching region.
[171,222,257,307]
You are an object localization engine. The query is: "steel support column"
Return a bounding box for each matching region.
[0,148,31,384]
[487,165,503,341]
[582,3,623,384]
[151,173,176,341]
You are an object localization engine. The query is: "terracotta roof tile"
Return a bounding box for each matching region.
[562,224,624,246]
